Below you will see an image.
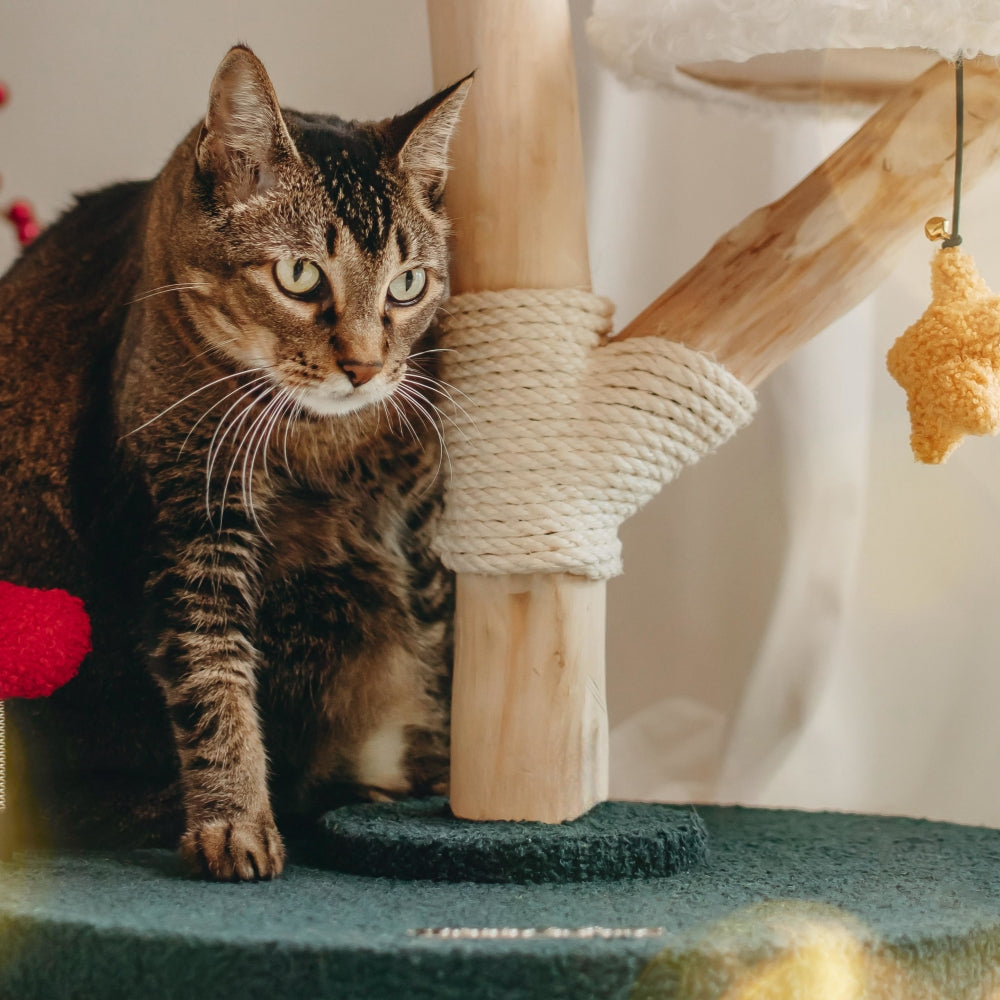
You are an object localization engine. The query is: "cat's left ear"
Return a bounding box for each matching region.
[390,74,472,207]
[196,45,300,204]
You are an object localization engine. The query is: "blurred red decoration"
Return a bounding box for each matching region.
[6,199,39,245]
[7,201,30,224]
[1,79,39,247]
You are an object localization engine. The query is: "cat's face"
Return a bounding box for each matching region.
[170,46,468,418]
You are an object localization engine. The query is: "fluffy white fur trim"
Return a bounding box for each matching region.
[588,0,1000,87]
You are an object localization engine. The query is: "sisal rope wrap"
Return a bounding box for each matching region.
[431,289,757,580]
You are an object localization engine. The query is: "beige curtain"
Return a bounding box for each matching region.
[571,4,1000,827]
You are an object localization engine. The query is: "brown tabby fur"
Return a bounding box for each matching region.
[0,46,469,879]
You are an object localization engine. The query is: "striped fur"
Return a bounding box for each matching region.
[0,47,467,880]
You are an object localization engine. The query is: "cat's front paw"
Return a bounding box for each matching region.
[181,813,285,881]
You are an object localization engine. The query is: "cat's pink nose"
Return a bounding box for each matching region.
[340,360,383,387]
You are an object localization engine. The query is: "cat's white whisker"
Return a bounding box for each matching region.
[400,373,475,444]
[124,366,271,438]
[181,336,241,369]
[180,372,274,458]
[382,394,406,440]
[404,366,477,412]
[378,393,404,437]
[204,382,270,486]
[393,383,452,491]
[239,390,283,528]
[220,386,278,528]
[384,392,421,448]
[258,389,294,483]
[243,388,294,529]
[407,347,457,361]
[379,397,399,438]
[395,381,451,454]
[243,388,288,537]
[127,281,212,305]
[281,396,303,471]
[206,386,271,525]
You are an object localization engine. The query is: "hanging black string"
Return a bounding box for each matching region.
[943,57,965,248]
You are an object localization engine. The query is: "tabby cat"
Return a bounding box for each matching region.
[0,45,469,880]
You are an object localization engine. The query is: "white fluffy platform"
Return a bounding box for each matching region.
[587,0,1000,103]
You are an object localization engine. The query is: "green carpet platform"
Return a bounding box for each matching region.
[318,798,708,882]
[4,806,1000,999]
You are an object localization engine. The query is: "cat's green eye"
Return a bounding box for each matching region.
[387,268,427,305]
[274,258,323,298]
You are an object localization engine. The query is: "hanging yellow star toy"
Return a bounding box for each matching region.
[886,58,1000,464]
[887,231,1000,464]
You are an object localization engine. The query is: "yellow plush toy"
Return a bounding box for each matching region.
[887,241,1000,464]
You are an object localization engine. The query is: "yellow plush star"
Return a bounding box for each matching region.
[887,245,1000,463]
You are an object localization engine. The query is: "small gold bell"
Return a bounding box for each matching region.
[925,217,951,242]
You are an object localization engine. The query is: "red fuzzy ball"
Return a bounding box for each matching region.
[0,582,91,699]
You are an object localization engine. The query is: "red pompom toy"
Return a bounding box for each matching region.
[0,581,91,699]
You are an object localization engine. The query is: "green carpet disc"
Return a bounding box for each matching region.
[4,808,1000,999]
[317,798,708,882]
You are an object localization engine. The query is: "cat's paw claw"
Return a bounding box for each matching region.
[181,815,285,881]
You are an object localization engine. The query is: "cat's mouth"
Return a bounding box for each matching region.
[288,370,399,418]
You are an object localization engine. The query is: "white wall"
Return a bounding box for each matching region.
[0,0,433,233]
[4,2,1000,827]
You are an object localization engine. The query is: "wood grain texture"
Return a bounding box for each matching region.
[428,0,608,822]
[619,57,1000,389]
[450,574,608,823]
[427,0,591,293]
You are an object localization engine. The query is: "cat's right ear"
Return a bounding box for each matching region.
[196,45,300,205]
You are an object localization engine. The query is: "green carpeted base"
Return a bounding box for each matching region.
[318,798,708,882]
[3,807,1000,999]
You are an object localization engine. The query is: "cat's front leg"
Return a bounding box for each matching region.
[147,526,284,880]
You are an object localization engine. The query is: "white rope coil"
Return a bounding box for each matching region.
[432,288,757,580]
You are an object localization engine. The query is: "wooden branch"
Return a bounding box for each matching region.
[620,57,1000,388]
[428,0,608,822]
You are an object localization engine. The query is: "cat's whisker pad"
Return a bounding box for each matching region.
[124,366,272,438]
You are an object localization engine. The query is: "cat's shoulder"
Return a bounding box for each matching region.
[29,179,150,262]
[0,179,151,317]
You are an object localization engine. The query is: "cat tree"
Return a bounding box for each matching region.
[9,3,1000,997]
[426,0,1000,827]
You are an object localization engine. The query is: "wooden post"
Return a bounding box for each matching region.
[428,0,608,822]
